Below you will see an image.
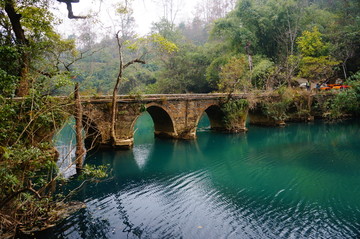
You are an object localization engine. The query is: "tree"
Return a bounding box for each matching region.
[218,56,251,93]
[1,0,81,96]
[194,0,236,24]
[154,43,212,93]
[3,0,31,96]
[153,0,182,28]
[297,27,340,82]
[109,2,178,145]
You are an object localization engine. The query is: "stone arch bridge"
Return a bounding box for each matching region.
[78,94,252,149]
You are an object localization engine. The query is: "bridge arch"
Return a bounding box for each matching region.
[82,114,102,149]
[130,103,177,139]
[196,104,226,131]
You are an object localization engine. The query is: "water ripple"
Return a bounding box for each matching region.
[39,119,360,239]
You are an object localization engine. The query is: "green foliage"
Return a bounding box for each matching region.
[79,164,109,180]
[326,78,360,119]
[0,94,68,146]
[20,6,58,42]
[208,54,275,92]
[206,55,230,90]
[152,43,212,93]
[349,71,360,81]
[0,145,55,192]
[211,13,256,54]
[0,140,70,233]
[251,56,275,90]
[0,46,20,96]
[212,0,306,59]
[292,90,312,118]
[0,90,110,233]
[221,99,249,130]
[262,87,294,122]
[263,101,291,122]
[218,56,250,93]
[298,56,340,81]
[0,69,18,97]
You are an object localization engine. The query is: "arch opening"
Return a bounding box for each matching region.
[146,105,176,138]
[133,111,155,145]
[82,115,102,150]
[204,105,226,131]
[197,113,211,132]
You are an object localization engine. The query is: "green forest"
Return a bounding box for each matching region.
[67,0,360,95]
[1,0,360,97]
[0,0,360,237]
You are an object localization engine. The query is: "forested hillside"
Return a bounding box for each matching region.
[65,0,360,95]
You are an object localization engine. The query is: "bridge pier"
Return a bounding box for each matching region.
[248,107,285,126]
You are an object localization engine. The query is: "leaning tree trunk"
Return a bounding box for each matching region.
[110,33,124,145]
[74,83,85,173]
[4,0,30,96]
[110,74,122,145]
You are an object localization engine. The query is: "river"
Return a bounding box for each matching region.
[40,113,360,239]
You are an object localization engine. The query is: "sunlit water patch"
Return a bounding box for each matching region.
[42,114,360,239]
[53,118,77,178]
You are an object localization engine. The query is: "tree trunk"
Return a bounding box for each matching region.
[110,33,146,146]
[110,75,122,145]
[4,0,30,97]
[74,83,85,174]
[342,63,347,79]
[110,33,124,145]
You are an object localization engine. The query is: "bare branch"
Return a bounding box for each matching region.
[123,59,146,69]
[63,47,105,71]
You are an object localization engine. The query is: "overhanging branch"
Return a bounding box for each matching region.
[57,0,87,19]
[123,59,146,69]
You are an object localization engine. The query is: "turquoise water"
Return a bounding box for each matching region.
[42,114,360,239]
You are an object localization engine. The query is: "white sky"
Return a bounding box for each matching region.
[52,0,200,38]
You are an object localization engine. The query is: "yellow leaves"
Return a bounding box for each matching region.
[123,34,178,54]
[297,27,340,81]
[296,26,327,57]
[123,40,137,50]
[115,0,134,15]
[124,38,145,51]
[149,33,179,53]
[116,6,130,15]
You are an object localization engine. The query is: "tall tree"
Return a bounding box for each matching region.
[109,2,178,145]
[1,0,83,96]
[3,0,30,96]
[154,0,181,28]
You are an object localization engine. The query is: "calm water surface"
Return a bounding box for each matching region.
[41,114,360,239]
